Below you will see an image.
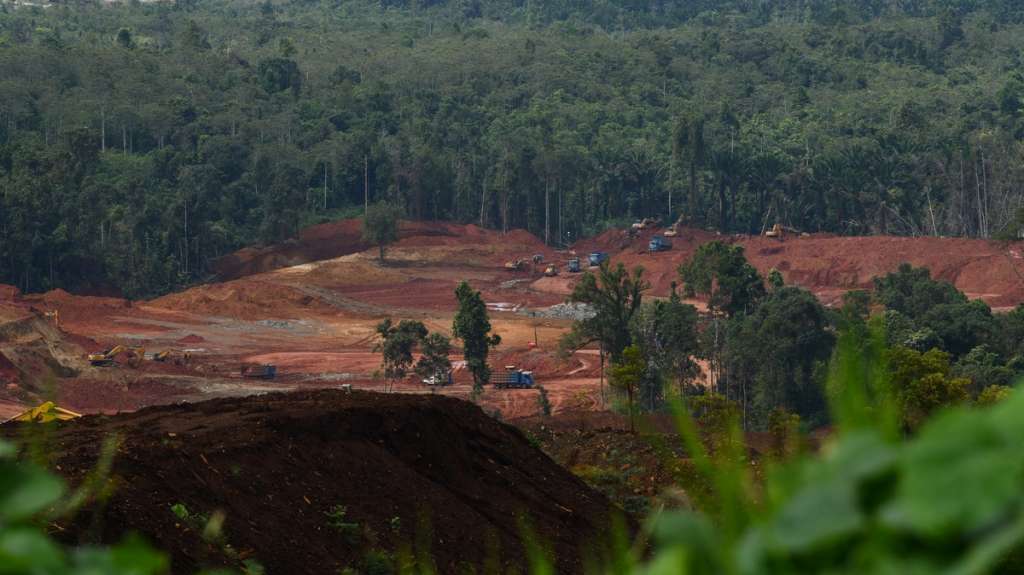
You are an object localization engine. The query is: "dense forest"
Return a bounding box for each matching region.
[3,0,1024,296]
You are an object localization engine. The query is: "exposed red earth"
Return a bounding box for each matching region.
[1,218,1023,423]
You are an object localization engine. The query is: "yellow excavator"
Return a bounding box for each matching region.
[151,350,192,364]
[88,345,145,367]
[504,258,525,271]
[9,401,81,423]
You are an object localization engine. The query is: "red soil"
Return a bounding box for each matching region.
[580,226,1024,308]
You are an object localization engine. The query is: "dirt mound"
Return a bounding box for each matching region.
[212,219,553,282]
[149,279,342,320]
[739,234,1024,308]
[176,334,205,344]
[11,390,619,574]
[212,219,369,280]
[0,310,86,407]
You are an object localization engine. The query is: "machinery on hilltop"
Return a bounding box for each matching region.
[765,223,803,239]
[588,252,608,267]
[648,236,673,252]
[504,258,525,271]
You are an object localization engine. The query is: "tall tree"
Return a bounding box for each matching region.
[375,318,428,393]
[362,201,402,262]
[563,262,650,362]
[452,281,501,393]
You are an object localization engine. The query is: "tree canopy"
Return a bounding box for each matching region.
[4,1,1024,296]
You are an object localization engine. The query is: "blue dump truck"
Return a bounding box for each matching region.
[491,366,535,389]
[588,251,609,267]
[241,364,277,380]
[648,235,673,252]
[567,257,581,273]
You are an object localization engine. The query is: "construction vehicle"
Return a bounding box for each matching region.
[532,254,544,265]
[241,364,277,379]
[567,258,581,273]
[88,345,145,367]
[631,217,659,231]
[765,223,801,239]
[151,350,193,364]
[648,236,673,252]
[544,264,559,277]
[8,401,81,423]
[588,252,609,267]
[44,310,60,329]
[504,258,525,271]
[490,366,535,389]
[423,371,453,386]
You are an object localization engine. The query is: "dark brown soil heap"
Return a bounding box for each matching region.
[6,390,619,574]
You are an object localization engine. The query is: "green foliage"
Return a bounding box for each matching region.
[362,202,403,262]
[638,327,1024,575]
[413,332,452,381]
[375,318,428,392]
[679,242,765,317]
[452,281,500,392]
[977,385,1012,406]
[724,286,834,429]
[873,264,967,321]
[887,346,971,431]
[609,344,647,431]
[0,439,168,574]
[5,2,1024,297]
[953,345,1016,394]
[325,505,361,543]
[631,285,700,405]
[565,262,649,362]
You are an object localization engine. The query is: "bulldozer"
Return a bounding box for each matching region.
[88,345,145,367]
[504,258,525,271]
[543,264,559,277]
[8,401,81,423]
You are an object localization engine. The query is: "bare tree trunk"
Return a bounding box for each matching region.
[364,155,369,215]
[544,178,550,245]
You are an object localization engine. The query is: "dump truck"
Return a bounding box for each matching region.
[567,258,581,273]
[588,252,609,267]
[241,364,277,379]
[648,236,673,252]
[544,264,559,277]
[491,366,535,389]
[88,345,145,367]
